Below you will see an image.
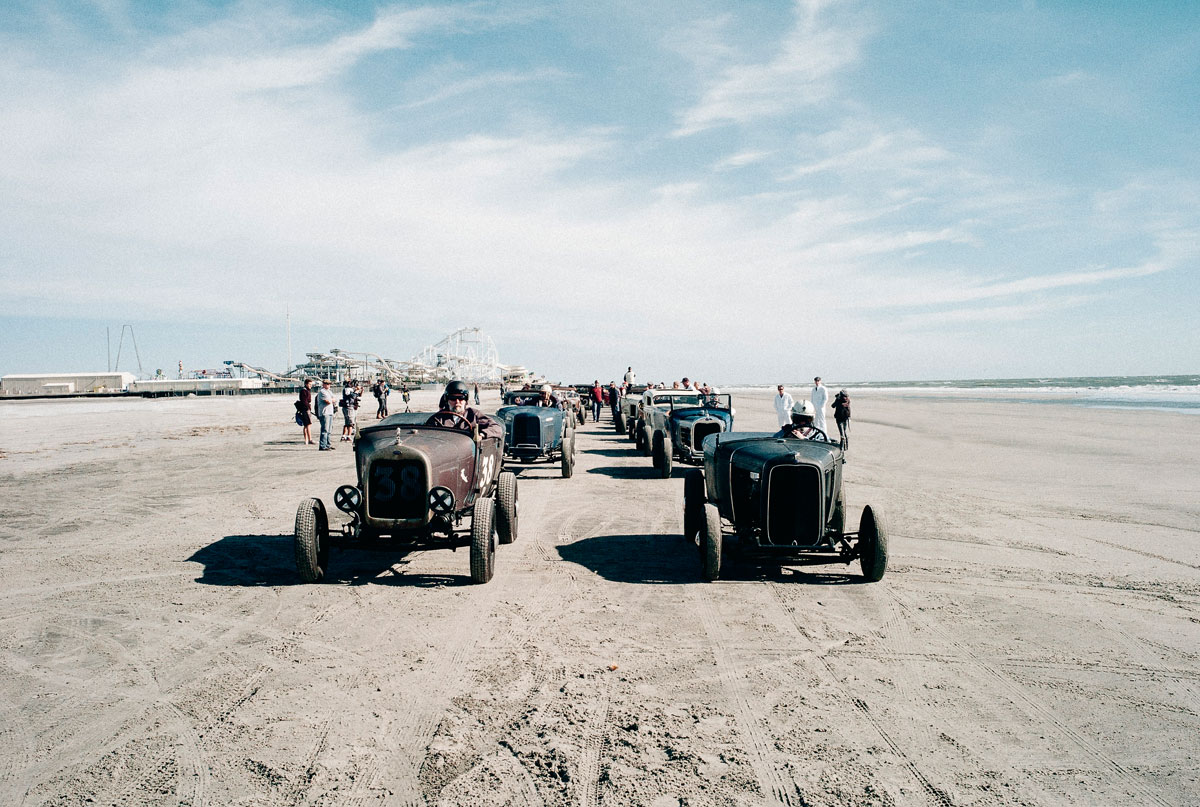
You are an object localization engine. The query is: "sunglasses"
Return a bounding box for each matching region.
[447,393,468,400]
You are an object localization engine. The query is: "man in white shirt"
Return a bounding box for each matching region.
[811,376,829,433]
[624,366,636,385]
[774,385,794,428]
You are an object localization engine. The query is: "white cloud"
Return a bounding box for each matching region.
[673,0,868,136]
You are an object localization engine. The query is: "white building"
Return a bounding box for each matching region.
[0,372,135,396]
[127,378,264,395]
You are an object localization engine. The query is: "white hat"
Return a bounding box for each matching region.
[540,384,552,393]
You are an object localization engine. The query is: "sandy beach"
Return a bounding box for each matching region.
[0,388,1197,806]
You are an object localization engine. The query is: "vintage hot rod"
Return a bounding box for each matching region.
[637,391,735,478]
[494,391,577,477]
[292,411,518,584]
[682,428,888,582]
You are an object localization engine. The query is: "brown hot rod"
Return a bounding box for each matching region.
[293,411,518,584]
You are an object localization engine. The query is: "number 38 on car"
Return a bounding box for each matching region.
[292,412,518,585]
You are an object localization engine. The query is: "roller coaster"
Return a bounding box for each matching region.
[285,327,526,384]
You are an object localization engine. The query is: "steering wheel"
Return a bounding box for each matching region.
[427,410,475,435]
[807,426,830,442]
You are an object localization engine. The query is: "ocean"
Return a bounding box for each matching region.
[724,375,1200,414]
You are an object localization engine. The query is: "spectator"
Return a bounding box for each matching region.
[811,377,829,434]
[773,384,794,428]
[473,383,480,405]
[316,379,338,450]
[340,380,359,442]
[832,389,851,449]
[401,383,411,412]
[591,379,603,421]
[296,378,314,445]
[624,366,636,386]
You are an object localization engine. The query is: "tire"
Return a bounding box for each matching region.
[638,421,651,456]
[561,443,574,478]
[615,411,625,433]
[294,497,330,583]
[652,432,671,478]
[470,497,496,583]
[627,416,637,441]
[683,469,705,543]
[701,503,722,581]
[496,471,518,544]
[651,432,662,471]
[660,435,673,478]
[858,504,889,582]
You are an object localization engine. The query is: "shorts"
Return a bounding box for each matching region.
[343,407,356,427]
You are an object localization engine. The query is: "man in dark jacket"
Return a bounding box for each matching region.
[832,389,851,449]
[426,380,504,440]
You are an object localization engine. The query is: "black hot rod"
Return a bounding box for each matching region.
[682,428,888,582]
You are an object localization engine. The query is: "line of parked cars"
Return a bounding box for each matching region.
[291,382,888,585]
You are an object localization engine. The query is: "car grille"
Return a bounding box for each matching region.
[513,413,541,445]
[366,459,426,520]
[692,421,721,451]
[765,465,822,546]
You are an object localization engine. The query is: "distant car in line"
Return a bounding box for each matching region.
[637,391,735,478]
[493,390,577,478]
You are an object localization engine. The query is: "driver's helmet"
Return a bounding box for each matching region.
[540,384,552,393]
[790,400,815,424]
[443,380,470,407]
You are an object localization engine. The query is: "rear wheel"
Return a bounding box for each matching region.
[614,411,625,433]
[683,469,705,543]
[561,444,574,478]
[496,471,518,544]
[858,504,889,582]
[652,432,672,478]
[470,497,496,583]
[638,421,651,456]
[701,503,722,581]
[294,497,330,583]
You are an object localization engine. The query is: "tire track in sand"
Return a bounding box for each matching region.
[888,591,1173,807]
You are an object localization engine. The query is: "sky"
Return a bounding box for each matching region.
[0,0,1197,384]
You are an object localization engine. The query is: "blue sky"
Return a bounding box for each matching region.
[1,0,1196,383]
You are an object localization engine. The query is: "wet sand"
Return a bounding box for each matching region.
[0,389,1197,806]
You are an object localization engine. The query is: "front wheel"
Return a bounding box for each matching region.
[858,504,889,582]
[614,411,625,433]
[701,503,722,581]
[652,433,672,478]
[561,444,575,478]
[470,497,496,583]
[294,497,330,583]
[683,469,705,543]
[496,471,519,544]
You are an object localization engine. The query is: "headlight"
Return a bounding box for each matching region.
[334,484,362,513]
[429,486,455,514]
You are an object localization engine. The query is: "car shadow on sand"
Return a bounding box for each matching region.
[557,534,869,586]
[582,447,637,457]
[189,534,475,587]
[586,465,691,480]
[557,534,698,584]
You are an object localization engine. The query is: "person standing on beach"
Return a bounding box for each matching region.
[473,383,480,405]
[297,378,314,445]
[316,379,337,450]
[401,384,411,412]
[624,366,635,386]
[774,385,794,428]
[811,377,829,434]
[339,380,359,442]
[832,389,851,449]
[377,379,390,418]
[591,379,603,422]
